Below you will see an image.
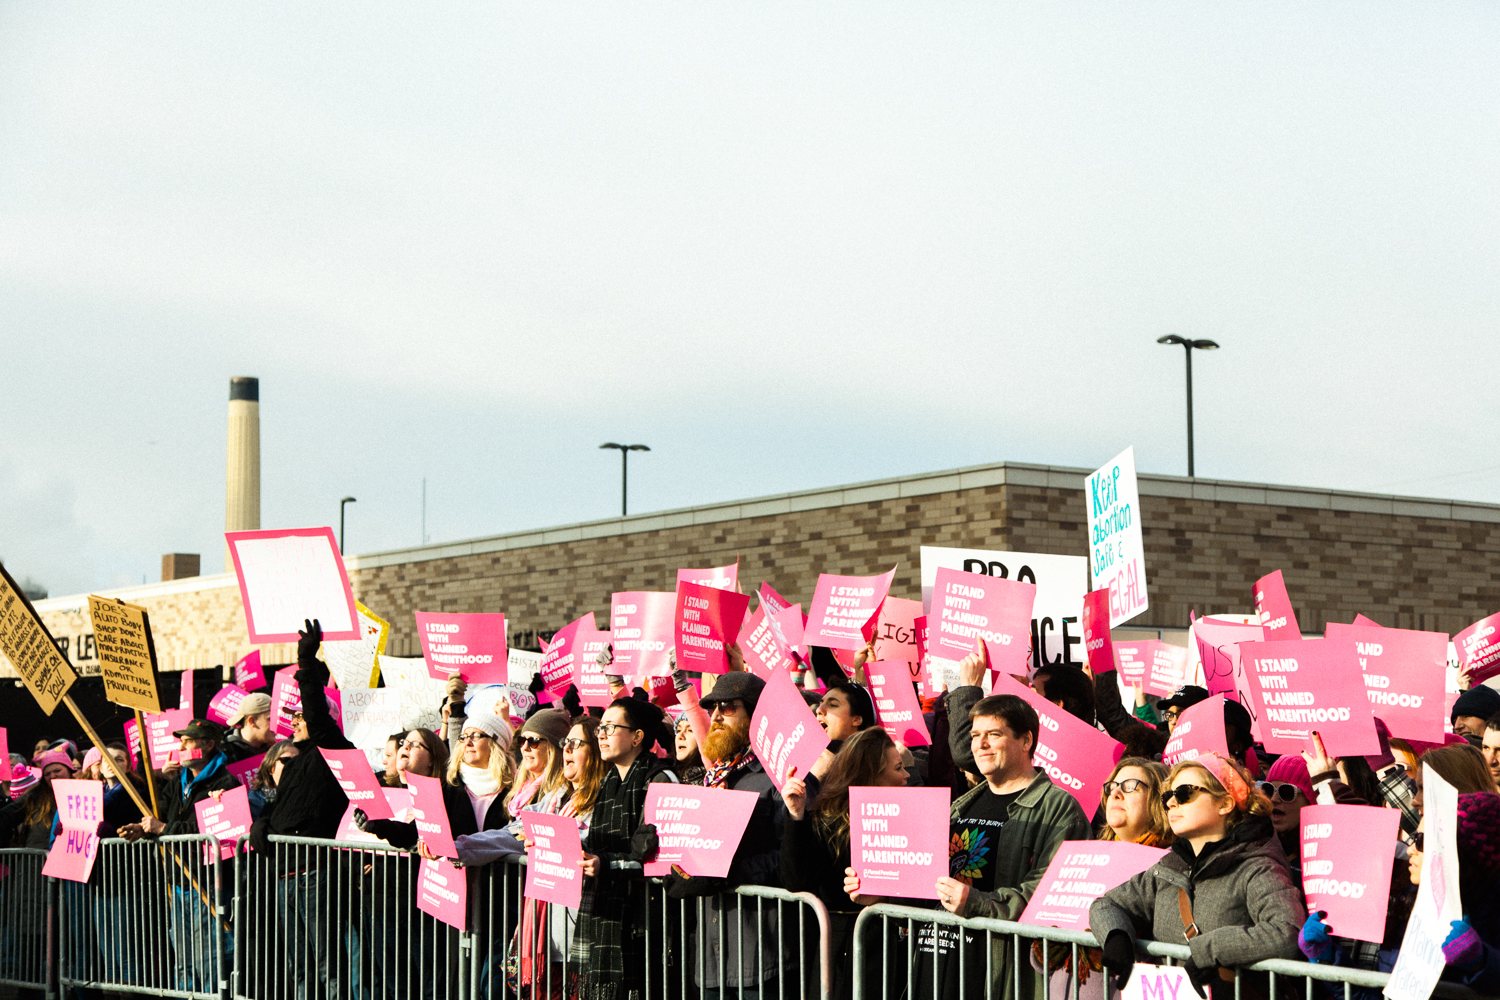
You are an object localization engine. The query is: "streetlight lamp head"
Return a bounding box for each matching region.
[1157,334,1187,346]
[341,496,356,504]
[627,444,651,453]
[1190,339,1220,351]
[600,442,623,450]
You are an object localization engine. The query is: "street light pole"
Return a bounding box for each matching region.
[339,497,356,553]
[1156,335,1220,477]
[598,443,650,516]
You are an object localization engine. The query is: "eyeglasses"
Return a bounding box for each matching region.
[1103,778,1149,797]
[596,723,641,738]
[518,736,552,750]
[1255,781,1303,803]
[709,701,744,717]
[1161,784,1213,808]
[459,733,492,745]
[398,740,424,751]
[1162,708,1183,720]
[290,712,305,722]
[562,738,591,751]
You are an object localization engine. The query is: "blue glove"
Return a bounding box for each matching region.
[1442,917,1484,971]
[1298,911,1334,963]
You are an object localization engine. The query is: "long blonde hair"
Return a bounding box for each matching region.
[1098,758,1174,845]
[505,739,566,811]
[447,733,516,790]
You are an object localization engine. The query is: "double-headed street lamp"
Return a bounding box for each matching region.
[599,443,650,516]
[1156,335,1219,478]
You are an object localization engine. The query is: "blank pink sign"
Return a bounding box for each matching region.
[1020,840,1168,931]
[867,660,930,747]
[849,786,950,900]
[225,527,360,643]
[1301,804,1400,944]
[407,773,456,858]
[227,753,265,790]
[749,668,830,791]
[522,813,584,908]
[643,784,760,877]
[929,568,1036,679]
[804,568,897,651]
[416,612,508,685]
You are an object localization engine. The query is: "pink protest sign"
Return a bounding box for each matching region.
[123,719,140,771]
[1080,589,1115,677]
[1118,641,1191,698]
[768,605,808,665]
[573,628,614,707]
[643,784,760,877]
[225,526,360,643]
[1353,614,1383,628]
[270,668,298,738]
[757,581,793,618]
[872,598,923,669]
[1455,612,1500,685]
[914,616,932,692]
[320,748,393,820]
[194,785,253,862]
[1254,570,1302,640]
[522,813,584,908]
[416,858,467,930]
[42,780,103,883]
[990,673,1123,814]
[415,612,507,684]
[143,709,191,769]
[337,788,412,842]
[738,607,797,680]
[235,649,266,691]
[867,661,930,747]
[929,568,1036,679]
[609,592,676,677]
[1325,623,1447,743]
[674,581,751,674]
[1121,965,1195,1000]
[1019,840,1168,931]
[677,563,738,592]
[0,729,9,781]
[1162,696,1231,766]
[848,786,950,900]
[1239,638,1379,757]
[179,669,194,712]
[539,614,592,696]
[407,773,456,857]
[1114,642,1149,688]
[750,668,831,791]
[804,567,898,651]
[207,685,252,726]
[1194,617,1265,706]
[1301,804,1400,943]
[227,753,265,789]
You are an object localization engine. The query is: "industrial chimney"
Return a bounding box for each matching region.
[225,377,260,568]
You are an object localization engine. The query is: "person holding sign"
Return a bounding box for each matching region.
[119,720,238,840]
[0,748,77,848]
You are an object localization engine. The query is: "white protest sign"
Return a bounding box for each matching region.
[321,602,390,690]
[341,688,408,769]
[1084,447,1148,627]
[225,527,360,642]
[1384,766,1462,1000]
[378,655,447,734]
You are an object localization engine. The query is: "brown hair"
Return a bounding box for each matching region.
[400,729,449,781]
[1422,744,1499,796]
[1165,757,1272,834]
[253,740,298,791]
[812,728,897,855]
[1098,758,1174,845]
[566,717,605,816]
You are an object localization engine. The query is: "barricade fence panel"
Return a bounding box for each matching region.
[0,848,52,995]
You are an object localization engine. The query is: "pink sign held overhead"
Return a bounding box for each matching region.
[990,673,1123,814]
[1254,570,1302,641]
[929,568,1036,680]
[417,858,467,930]
[867,661,930,747]
[235,649,266,691]
[416,612,508,685]
[674,581,751,674]
[1161,697,1231,767]
[1019,840,1168,931]
[207,685,252,727]
[872,598,924,670]
[609,592,676,678]
[738,607,797,680]
[195,785,253,862]
[539,614,592,697]
[1194,617,1265,707]
[320,748,393,820]
[804,567,898,651]
[225,527,360,643]
[1239,639,1380,757]
[750,668,831,791]
[226,753,265,790]
[1455,612,1500,685]
[1301,804,1401,944]
[123,719,140,771]
[913,616,933,693]
[179,670,194,712]
[1353,614,1383,628]
[407,773,456,858]
[757,582,793,619]
[42,780,103,883]
[1080,589,1115,677]
[768,605,808,665]
[143,709,191,769]
[677,563,738,592]
[1118,642,1191,698]
[522,813,585,908]
[1325,623,1447,744]
[643,784,760,877]
[1114,642,1149,688]
[849,786,950,900]
[573,628,614,707]
[270,668,298,739]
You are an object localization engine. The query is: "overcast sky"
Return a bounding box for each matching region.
[3,3,1498,598]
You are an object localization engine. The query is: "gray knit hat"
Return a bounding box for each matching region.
[519,709,571,747]
[462,708,514,751]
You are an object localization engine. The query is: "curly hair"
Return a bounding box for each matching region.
[1098,757,1174,845]
[1165,755,1272,833]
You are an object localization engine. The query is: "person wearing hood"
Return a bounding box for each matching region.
[1091,753,1304,1000]
[1451,685,1500,741]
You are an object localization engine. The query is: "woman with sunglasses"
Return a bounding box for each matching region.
[503,710,571,830]
[1091,754,1303,999]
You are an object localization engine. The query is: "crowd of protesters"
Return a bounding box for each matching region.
[5,613,1500,1000]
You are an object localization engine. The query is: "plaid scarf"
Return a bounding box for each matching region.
[702,746,755,789]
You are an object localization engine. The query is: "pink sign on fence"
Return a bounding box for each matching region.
[749,668,831,791]
[1325,623,1447,743]
[417,858,467,930]
[1455,612,1500,685]
[207,685,252,727]
[195,785,253,862]
[416,612,507,684]
[235,649,266,691]
[1019,840,1168,931]
[990,673,1123,814]
[867,661,930,747]
[929,568,1036,680]
[41,780,103,883]
[1161,697,1231,767]
[573,628,614,707]
[143,709,191,770]
[1080,589,1115,677]
[320,748,393,820]
[1301,804,1401,944]
[738,607,797,679]
[609,592,676,678]
[804,568,898,651]
[643,784,760,877]
[539,614,592,696]
[407,773,456,858]
[522,813,585,908]
[677,563,738,592]
[848,786,950,900]
[674,581,751,674]
[1254,570,1302,641]
[227,753,265,789]
[1239,639,1379,757]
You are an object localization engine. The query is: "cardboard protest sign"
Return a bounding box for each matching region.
[1084,448,1147,627]
[179,670,195,712]
[872,598,923,671]
[738,607,798,680]
[674,581,750,674]
[677,563,738,592]
[337,788,412,843]
[929,568,1036,682]
[0,729,9,780]
[0,563,78,715]
[1160,696,1231,767]
[990,673,1123,814]
[1120,965,1195,1000]
[225,527,360,643]
[234,649,265,691]
[143,709,191,769]
[406,773,456,857]
[540,614,592,696]
[341,688,408,769]
[1019,840,1168,931]
[848,786,949,900]
[1239,639,1379,756]
[1455,612,1500,685]
[322,602,390,690]
[1253,570,1302,641]
[227,753,265,790]
[195,785,253,862]
[522,813,584,908]
[757,581,793,618]
[867,661,930,747]
[1080,588,1114,677]
[643,784,759,877]
[750,668,831,791]
[320,748,393,820]
[609,592,676,677]
[573,628,614,707]
[86,596,162,714]
[1385,766,1462,1000]
[1192,616,1264,708]
[417,858,467,930]
[41,779,102,883]
[207,685,252,726]
[1324,623,1446,743]
[804,567,897,651]
[415,612,507,684]
[1300,804,1400,944]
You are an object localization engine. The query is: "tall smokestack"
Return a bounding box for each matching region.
[225,377,261,568]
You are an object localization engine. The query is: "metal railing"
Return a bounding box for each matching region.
[0,848,53,997]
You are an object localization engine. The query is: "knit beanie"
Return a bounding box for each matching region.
[33,749,77,774]
[1266,754,1315,801]
[1451,685,1500,725]
[7,766,39,796]
[1456,793,1500,881]
[520,709,571,747]
[462,709,514,752]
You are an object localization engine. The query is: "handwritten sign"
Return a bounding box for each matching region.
[1239,639,1379,756]
[195,785,253,862]
[609,591,676,678]
[407,773,455,858]
[1161,697,1231,767]
[225,527,360,643]
[673,581,750,674]
[676,563,738,592]
[848,786,949,900]
[1192,616,1265,713]
[929,568,1036,681]
[340,689,408,769]
[1385,766,1461,1000]
[1300,804,1399,944]
[1020,840,1168,931]
[320,748,392,820]
[867,661,930,747]
[804,568,897,651]
[522,813,584,908]
[1454,612,1500,685]
[1324,623,1446,743]
[234,649,265,691]
[749,668,830,791]
[1253,570,1302,641]
[41,779,102,883]
[1121,964,1195,1000]
[322,602,390,690]
[417,858,468,930]
[871,597,923,671]
[0,563,78,716]
[1084,447,1147,627]
[415,612,507,685]
[87,596,162,713]
[990,673,1123,814]
[642,784,759,877]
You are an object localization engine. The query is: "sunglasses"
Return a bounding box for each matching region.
[1255,781,1304,803]
[1161,784,1213,808]
[1408,832,1424,852]
[518,736,553,750]
[562,738,591,751]
[1103,778,1149,797]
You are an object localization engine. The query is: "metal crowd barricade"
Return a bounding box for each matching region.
[56,834,226,1000]
[0,847,53,998]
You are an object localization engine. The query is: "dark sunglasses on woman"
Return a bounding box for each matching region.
[1160,784,1212,808]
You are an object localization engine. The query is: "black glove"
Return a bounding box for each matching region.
[297,619,323,665]
[664,867,728,899]
[248,816,273,856]
[1182,961,1211,999]
[562,684,583,718]
[352,808,369,832]
[528,673,546,695]
[1101,930,1135,989]
[630,823,659,863]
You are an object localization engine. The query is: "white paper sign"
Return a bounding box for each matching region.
[226,528,360,642]
[341,688,409,769]
[378,655,447,734]
[1085,447,1148,627]
[1121,964,1195,1000]
[322,603,390,691]
[1384,765,1462,1000]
